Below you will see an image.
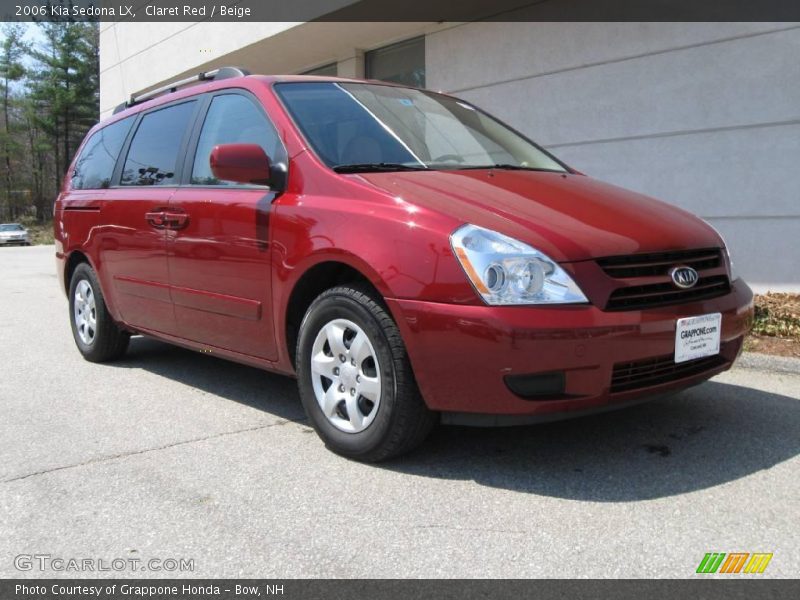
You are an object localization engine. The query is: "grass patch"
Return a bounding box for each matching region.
[746,293,800,358]
[18,218,54,245]
[752,293,800,338]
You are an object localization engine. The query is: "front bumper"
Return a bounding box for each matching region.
[0,236,28,244]
[388,278,753,421]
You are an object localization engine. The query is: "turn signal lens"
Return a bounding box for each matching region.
[705,221,740,282]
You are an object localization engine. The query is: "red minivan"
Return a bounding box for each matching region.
[55,68,753,461]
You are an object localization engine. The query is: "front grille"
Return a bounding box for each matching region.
[606,275,730,311]
[597,248,730,311]
[610,353,727,393]
[597,248,722,278]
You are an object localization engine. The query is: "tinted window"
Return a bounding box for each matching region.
[274,83,415,166]
[121,101,196,186]
[72,117,133,189]
[365,37,425,87]
[191,94,283,185]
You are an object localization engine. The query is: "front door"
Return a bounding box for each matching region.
[168,187,276,358]
[167,92,287,360]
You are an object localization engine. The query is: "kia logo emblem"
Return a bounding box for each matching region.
[669,265,699,289]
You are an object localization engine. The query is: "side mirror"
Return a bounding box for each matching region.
[209,143,271,185]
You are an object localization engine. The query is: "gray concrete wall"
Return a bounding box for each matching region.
[427,22,800,292]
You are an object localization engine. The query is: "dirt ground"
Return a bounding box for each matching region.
[748,293,800,358]
[745,334,800,358]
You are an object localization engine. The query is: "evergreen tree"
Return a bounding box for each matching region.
[26,21,99,220]
[0,21,99,222]
[0,24,28,220]
[23,92,52,222]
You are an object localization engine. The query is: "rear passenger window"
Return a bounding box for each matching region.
[71,117,133,190]
[191,94,283,185]
[121,101,196,186]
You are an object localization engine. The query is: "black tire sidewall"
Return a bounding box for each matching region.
[68,264,107,357]
[297,291,401,458]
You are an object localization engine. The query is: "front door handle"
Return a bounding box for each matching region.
[163,212,189,229]
[145,210,166,228]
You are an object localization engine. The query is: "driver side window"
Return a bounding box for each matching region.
[191,94,283,185]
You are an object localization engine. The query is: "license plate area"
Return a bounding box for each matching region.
[675,313,722,363]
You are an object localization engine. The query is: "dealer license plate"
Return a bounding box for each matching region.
[674,313,722,364]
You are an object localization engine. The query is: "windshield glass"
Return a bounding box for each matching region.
[0,224,23,231]
[274,82,567,173]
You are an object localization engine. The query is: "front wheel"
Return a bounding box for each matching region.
[69,263,130,362]
[296,286,435,461]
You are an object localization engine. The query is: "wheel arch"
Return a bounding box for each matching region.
[283,259,389,370]
[64,250,93,295]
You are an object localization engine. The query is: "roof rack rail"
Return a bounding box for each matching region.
[112,66,251,115]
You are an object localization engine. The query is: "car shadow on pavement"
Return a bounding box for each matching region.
[391,380,800,501]
[115,336,307,423]
[116,337,798,502]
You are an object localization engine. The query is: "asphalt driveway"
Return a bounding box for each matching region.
[1,245,798,577]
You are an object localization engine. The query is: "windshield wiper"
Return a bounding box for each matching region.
[459,164,564,172]
[332,162,429,173]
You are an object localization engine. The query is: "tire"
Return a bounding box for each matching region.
[68,263,130,362]
[296,285,436,461]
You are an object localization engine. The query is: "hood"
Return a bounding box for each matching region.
[356,170,721,262]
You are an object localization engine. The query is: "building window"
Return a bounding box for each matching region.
[302,63,338,77]
[365,36,425,88]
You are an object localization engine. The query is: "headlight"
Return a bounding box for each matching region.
[450,224,588,305]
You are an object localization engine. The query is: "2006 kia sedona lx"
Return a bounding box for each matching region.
[55,68,753,460]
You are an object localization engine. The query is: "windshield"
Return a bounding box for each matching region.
[0,224,23,231]
[274,82,567,173]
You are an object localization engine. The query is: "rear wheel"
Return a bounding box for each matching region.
[296,285,435,461]
[69,263,130,362]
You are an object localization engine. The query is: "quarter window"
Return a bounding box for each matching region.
[71,117,133,190]
[121,101,196,186]
[191,94,283,186]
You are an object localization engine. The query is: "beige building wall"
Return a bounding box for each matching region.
[99,22,438,117]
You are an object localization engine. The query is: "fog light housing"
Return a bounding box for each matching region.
[504,371,566,399]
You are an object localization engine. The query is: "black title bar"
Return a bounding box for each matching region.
[1,0,800,22]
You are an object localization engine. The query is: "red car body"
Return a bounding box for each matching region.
[55,74,753,424]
